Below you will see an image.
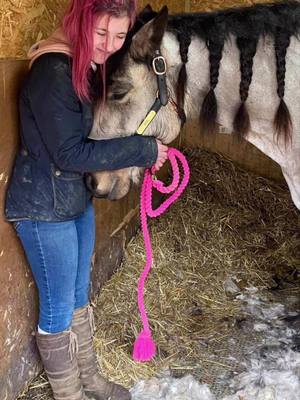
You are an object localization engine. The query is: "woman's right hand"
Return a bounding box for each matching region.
[154,139,168,171]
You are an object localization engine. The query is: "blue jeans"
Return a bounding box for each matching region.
[14,201,95,333]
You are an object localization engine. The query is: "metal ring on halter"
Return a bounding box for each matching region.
[155,87,171,100]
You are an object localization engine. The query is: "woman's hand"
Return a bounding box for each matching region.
[154,139,168,171]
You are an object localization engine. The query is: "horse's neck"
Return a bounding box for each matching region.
[163,31,228,121]
[162,31,300,142]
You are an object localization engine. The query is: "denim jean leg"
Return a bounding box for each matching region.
[15,220,79,333]
[74,201,96,310]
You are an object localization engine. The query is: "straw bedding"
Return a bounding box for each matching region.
[17,147,300,399]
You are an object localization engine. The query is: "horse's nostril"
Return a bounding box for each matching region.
[84,173,93,192]
[84,173,109,199]
[91,177,98,191]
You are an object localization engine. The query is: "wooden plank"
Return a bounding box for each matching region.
[181,120,284,183]
[0,59,141,400]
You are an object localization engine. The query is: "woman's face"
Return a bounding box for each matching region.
[92,13,130,64]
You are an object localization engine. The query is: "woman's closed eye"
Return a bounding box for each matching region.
[96,32,125,40]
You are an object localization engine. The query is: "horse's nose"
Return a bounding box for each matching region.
[107,176,121,201]
[84,173,109,199]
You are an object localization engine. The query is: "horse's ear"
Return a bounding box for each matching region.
[140,4,154,15]
[135,4,157,28]
[130,6,169,61]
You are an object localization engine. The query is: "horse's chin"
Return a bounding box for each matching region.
[144,131,173,145]
[157,130,181,145]
[107,179,132,200]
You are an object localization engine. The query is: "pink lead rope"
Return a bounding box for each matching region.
[133,148,190,362]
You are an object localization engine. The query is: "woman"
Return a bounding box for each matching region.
[5,1,168,399]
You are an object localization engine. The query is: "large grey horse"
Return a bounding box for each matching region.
[89,1,300,210]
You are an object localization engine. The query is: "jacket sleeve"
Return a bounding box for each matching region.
[27,53,158,173]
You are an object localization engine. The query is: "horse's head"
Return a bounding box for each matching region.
[90,6,182,145]
[88,6,185,201]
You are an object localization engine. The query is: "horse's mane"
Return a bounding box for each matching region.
[106,1,300,144]
[168,1,300,143]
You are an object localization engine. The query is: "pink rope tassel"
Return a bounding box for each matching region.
[133,148,190,362]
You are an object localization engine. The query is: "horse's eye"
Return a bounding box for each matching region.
[111,92,128,101]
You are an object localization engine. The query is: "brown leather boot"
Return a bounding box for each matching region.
[72,305,131,400]
[36,330,88,400]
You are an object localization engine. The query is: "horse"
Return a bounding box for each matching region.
[88,1,300,210]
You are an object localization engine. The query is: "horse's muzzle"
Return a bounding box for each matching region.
[84,173,108,199]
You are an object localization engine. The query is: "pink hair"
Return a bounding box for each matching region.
[62,0,137,102]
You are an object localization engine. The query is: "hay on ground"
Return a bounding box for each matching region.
[17,148,300,399]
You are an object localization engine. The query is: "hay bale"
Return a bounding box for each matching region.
[188,0,276,12]
[1,0,277,59]
[0,0,68,59]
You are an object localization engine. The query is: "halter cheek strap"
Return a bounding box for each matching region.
[136,49,185,135]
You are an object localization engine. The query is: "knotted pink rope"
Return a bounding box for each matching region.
[133,148,190,362]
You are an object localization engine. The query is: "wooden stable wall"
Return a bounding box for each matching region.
[0,62,284,400]
[0,60,142,400]
[181,121,284,183]
[0,2,284,400]
[138,0,274,14]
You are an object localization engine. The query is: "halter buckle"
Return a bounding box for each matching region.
[152,56,167,76]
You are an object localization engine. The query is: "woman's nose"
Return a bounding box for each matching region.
[106,36,116,53]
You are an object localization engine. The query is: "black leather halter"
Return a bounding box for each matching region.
[86,50,185,199]
[136,49,184,135]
